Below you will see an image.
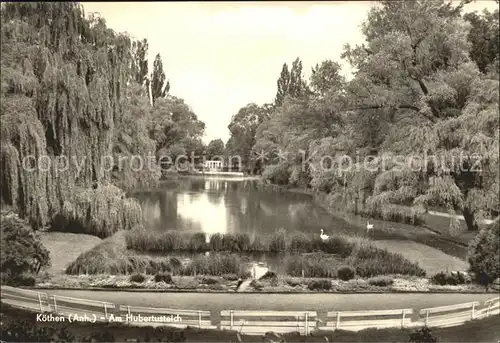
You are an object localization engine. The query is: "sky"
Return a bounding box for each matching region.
[82,1,498,144]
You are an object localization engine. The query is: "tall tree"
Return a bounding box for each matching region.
[289,57,307,98]
[464,8,499,75]
[206,139,225,160]
[275,63,290,107]
[150,53,170,105]
[132,38,150,94]
[0,2,142,235]
[226,103,270,173]
[342,0,499,231]
[310,60,345,96]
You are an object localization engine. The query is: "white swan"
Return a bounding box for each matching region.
[320,229,329,240]
[366,221,374,233]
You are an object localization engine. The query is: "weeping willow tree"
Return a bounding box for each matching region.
[341,0,499,232]
[0,3,151,236]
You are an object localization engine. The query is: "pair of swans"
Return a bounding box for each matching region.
[320,221,374,240]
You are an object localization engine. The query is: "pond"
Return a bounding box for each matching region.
[133,176,467,275]
[135,177,367,239]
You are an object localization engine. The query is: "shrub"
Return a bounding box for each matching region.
[269,228,287,252]
[188,233,208,252]
[408,327,437,342]
[222,274,239,281]
[250,280,264,290]
[288,232,312,253]
[260,271,277,280]
[180,254,244,276]
[1,273,36,287]
[0,214,51,284]
[319,236,354,257]
[201,277,219,285]
[468,219,500,287]
[367,276,394,287]
[285,254,336,278]
[285,278,302,287]
[154,272,172,283]
[130,273,146,283]
[353,248,426,277]
[431,271,466,286]
[337,265,355,281]
[308,279,331,290]
[431,271,448,285]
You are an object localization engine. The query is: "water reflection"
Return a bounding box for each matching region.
[135,177,367,237]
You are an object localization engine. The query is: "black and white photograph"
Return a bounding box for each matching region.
[0,1,499,342]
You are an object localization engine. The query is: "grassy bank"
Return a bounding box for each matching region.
[124,229,425,277]
[1,304,499,342]
[65,240,250,277]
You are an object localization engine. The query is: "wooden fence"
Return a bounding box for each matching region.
[318,308,414,332]
[219,310,317,335]
[417,301,480,328]
[118,305,215,329]
[475,297,500,319]
[1,286,499,336]
[51,294,115,321]
[0,286,50,313]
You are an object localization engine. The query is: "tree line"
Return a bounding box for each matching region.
[225,0,499,232]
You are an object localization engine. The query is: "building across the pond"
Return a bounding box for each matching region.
[204,160,224,170]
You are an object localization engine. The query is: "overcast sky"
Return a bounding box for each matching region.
[82,1,498,144]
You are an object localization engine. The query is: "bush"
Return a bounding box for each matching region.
[431,271,466,286]
[319,236,354,257]
[285,254,336,278]
[0,214,51,284]
[285,278,302,287]
[154,272,172,283]
[201,277,219,285]
[468,219,500,287]
[367,276,394,287]
[308,279,331,290]
[337,265,355,281]
[180,254,244,276]
[408,327,437,342]
[260,271,277,280]
[222,274,239,281]
[353,247,426,277]
[269,228,287,252]
[130,273,146,283]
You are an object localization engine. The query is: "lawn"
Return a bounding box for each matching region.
[372,240,469,275]
[38,232,102,274]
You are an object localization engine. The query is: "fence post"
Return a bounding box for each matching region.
[401,309,406,328]
[198,311,202,328]
[53,296,58,314]
[305,312,309,336]
[230,310,234,330]
[471,302,476,320]
[127,305,131,321]
[425,310,429,326]
[335,312,341,330]
[104,303,107,319]
[37,293,43,312]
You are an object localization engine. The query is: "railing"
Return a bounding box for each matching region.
[118,305,215,329]
[417,301,480,328]
[1,286,499,336]
[0,286,50,312]
[219,310,317,335]
[51,294,115,322]
[475,297,500,319]
[318,308,414,332]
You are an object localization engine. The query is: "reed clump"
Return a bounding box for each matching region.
[66,240,251,277]
[125,229,357,256]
